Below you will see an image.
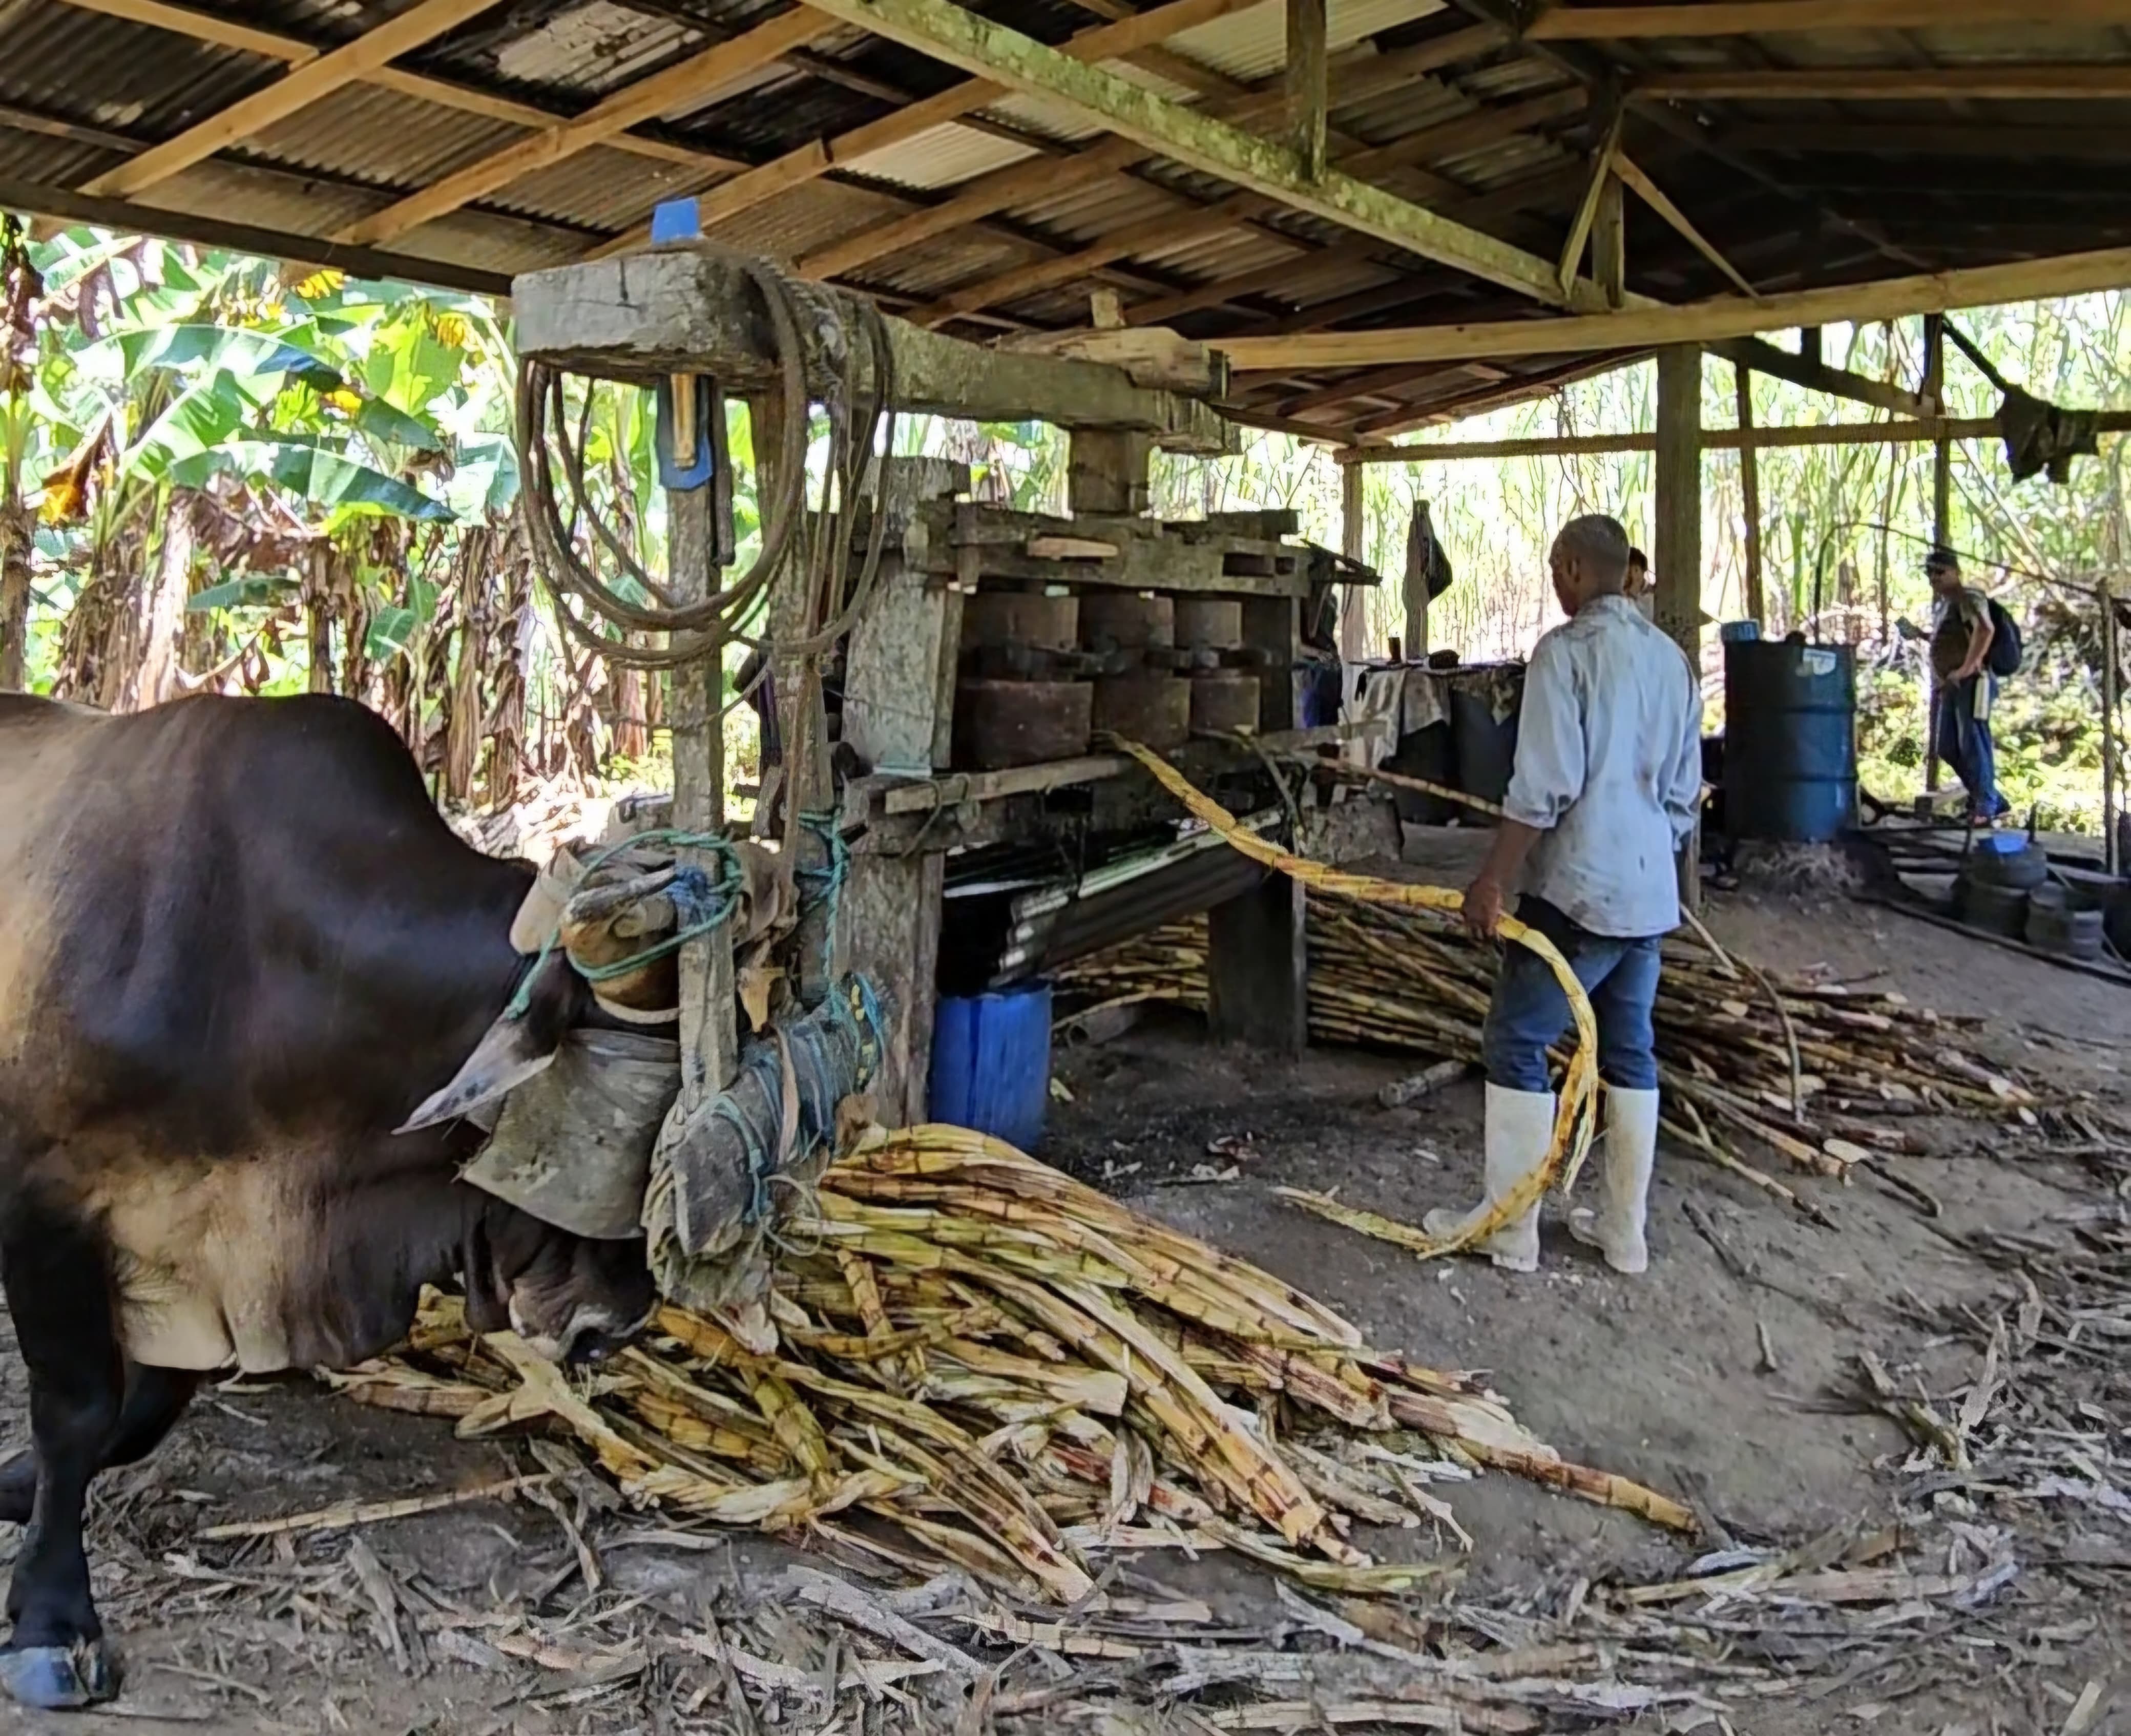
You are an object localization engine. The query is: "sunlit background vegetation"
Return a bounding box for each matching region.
[3,214,2122,832]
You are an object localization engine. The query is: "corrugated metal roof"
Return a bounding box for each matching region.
[245,82,524,189]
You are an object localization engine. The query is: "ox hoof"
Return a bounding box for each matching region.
[0,1641,118,1709]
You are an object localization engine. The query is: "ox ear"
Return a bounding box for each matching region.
[397,952,578,1134]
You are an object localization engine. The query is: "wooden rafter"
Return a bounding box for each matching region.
[52,0,747,175]
[333,9,833,246]
[1710,335,1931,419]
[1527,0,2131,38]
[1613,151,1757,298]
[80,0,502,200]
[1286,0,1328,181]
[1222,243,2131,370]
[1634,65,2131,100]
[586,0,1263,262]
[1555,112,1620,294]
[790,0,1606,308]
[909,87,1586,326]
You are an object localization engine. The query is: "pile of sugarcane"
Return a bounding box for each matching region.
[331,1125,1690,1602]
[1058,902,2043,1218]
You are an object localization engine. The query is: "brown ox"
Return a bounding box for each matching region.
[0,692,654,1709]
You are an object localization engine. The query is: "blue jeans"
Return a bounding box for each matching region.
[1934,675,2005,817]
[1481,896,1661,1093]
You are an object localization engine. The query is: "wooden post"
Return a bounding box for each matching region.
[839,456,969,1125]
[1655,344,1703,915]
[1592,172,1626,309]
[2104,580,2121,879]
[1924,313,1948,793]
[1338,457,1369,664]
[667,484,739,1114]
[1735,360,1763,626]
[1285,0,1328,182]
[1068,429,1153,516]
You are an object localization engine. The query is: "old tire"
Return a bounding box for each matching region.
[1961,842,2047,891]
[2024,901,2104,960]
[1955,878,2028,937]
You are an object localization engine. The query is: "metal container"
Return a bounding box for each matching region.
[1188,670,1260,734]
[953,679,1093,769]
[1091,673,1190,748]
[462,1029,680,1240]
[1723,641,1858,844]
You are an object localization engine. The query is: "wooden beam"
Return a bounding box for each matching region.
[1709,334,1931,419]
[1529,0,2131,39]
[1591,164,1626,306]
[589,0,1263,262]
[333,10,833,246]
[798,29,1507,283]
[1340,408,2131,462]
[1556,113,1621,295]
[80,0,502,200]
[1635,65,2131,100]
[1613,151,1757,299]
[1654,345,1702,662]
[1348,351,1638,439]
[1286,0,1328,181]
[1735,361,1763,623]
[911,87,1587,324]
[0,172,513,297]
[792,0,1601,309]
[52,0,748,175]
[1220,243,2131,370]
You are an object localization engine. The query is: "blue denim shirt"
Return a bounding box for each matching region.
[1502,594,1704,939]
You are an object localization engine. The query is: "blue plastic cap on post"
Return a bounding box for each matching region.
[650,198,702,244]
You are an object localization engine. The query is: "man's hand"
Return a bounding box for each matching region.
[1461,869,1505,940]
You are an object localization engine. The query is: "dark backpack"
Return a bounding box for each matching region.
[1984,596,2023,678]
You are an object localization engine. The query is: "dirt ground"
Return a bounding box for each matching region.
[2,885,2127,1734]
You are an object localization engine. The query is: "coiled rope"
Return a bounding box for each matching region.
[1114,740,1600,1254]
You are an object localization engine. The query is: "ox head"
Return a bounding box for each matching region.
[465,1200,655,1365]
[397,948,587,1135]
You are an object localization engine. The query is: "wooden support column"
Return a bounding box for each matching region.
[1924,313,1948,792]
[1338,457,1369,663]
[2103,580,2121,878]
[840,458,969,1125]
[1286,0,1328,181]
[1655,344,1703,914]
[1067,429,1153,516]
[1735,360,1764,624]
[1592,172,1626,308]
[668,484,739,1115]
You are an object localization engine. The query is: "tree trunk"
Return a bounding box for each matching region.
[112,494,195,712]
[305,543,333,695]
[0,497,30,690]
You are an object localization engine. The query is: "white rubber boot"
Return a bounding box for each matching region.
[1569,1086,1659,1274]
[1423,1084,1553,1273]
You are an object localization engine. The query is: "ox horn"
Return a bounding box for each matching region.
[397,951,576,1134]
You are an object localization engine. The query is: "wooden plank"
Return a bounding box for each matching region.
[53,0,321,64]
[1556,115,1621,294]
[791,0,1600,309]
[667,484,739,1114]
[995,326,1227,395]
[511,247,1230,449]
[1339,457,1368,662]
[1592,167,1626,307]
[842,459,970,776]
[1529,0,2131,39]
[80,0,502,200]
[1219,243,2131,370]
[1735,361,1763,624]
[587,0,1265,262]
[1613,151,1758,299]
[840,849,946,1124]
[333,10,832,247]
[0,172,513,298]
[1634,65,2131,100]
[1709,336,1932,419]
[1067,429,1154,516]
[1286,0,1328,181]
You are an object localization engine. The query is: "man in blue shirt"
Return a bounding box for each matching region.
[1423,514,1704,1275]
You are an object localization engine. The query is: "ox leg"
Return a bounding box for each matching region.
[0,1204,123,1709]
[0,1366,200,1525]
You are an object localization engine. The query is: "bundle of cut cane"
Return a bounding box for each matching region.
[1058,899,2051,1225]
[328,1125,1692,1603]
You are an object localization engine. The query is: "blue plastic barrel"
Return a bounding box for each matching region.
[928,981,1053,1153]
[1723,640,1857,843]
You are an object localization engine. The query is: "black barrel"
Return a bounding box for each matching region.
[1724,640,1857,844]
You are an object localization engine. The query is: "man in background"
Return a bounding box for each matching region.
[1926,547,2009,824]
[1423,514,1703,1277]
[1627,546,1654,621]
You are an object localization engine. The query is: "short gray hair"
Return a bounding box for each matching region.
[1554,514,1632,587]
